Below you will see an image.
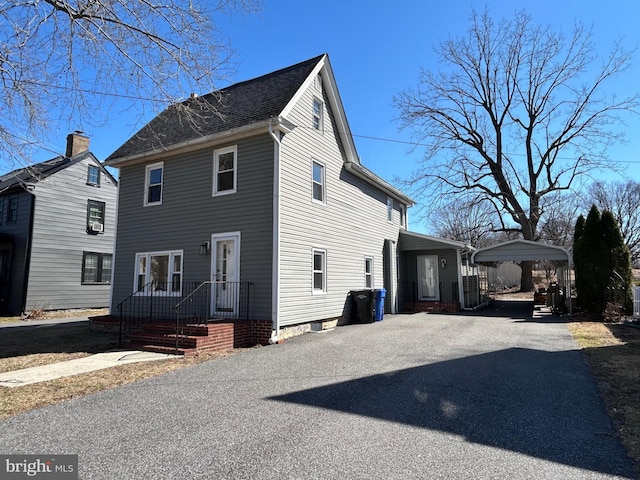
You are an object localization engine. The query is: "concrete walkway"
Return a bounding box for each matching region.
[0,316,178,387]
[0,350,177,387]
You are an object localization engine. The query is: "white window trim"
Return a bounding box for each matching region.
[312,97,324,132]
[387,197,393,223]
[312,248,327,294]
[311,159,326,204]
[213,145,238,196]
[365,256,374,288]
[133,250,183,296]
[144,162,164,206]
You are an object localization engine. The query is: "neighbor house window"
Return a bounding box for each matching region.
[144,162,163,206]
[213,145,237,195]
[7,197,18,223]
[387,197,393,223]
[400,205,407,228]
[87,165,101,186]
[135,250,183,295]
[365,257,373,288]
[312,160,325,203]
[87,200,105,233]
[312,249,326,293]
[82,252,112,284]
[0,199,4,225]
[312,98,323,131]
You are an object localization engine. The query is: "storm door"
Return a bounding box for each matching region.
[211,233,240,316]
[417,255,439,301]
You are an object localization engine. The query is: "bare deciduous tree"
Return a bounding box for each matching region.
[395,9,638,291]
[430,198,502,249]
[0,0,259,168]
[587,180,640,264]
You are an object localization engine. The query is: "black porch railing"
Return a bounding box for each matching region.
[399,281,459,305]
[117,281,251,347]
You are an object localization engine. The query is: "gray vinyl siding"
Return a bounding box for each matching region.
[277,78,402,326]
[110,135,274,320]
[0,191,33,315]
[25,157,117,311]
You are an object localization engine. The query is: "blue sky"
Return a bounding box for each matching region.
[48,0,640,232]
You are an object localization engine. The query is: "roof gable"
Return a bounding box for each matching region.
[0,151,115,193]
[106,54,326,163]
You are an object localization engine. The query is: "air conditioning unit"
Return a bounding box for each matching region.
[89,222,104,233]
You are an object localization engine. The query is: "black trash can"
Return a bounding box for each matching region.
[351,289,375,323]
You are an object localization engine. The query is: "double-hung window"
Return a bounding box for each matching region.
[312,249,326,293]
[213,146,237,195]
[87,200,105,233]
[365,257,374,288]
[312,160,325,203]
[312,98,323,131]
[87,165,101,186]
[135,250,183,295]
[387,197,393,223]
[144,162,163,206]
[7,197,18,223]
[82,252,112,284]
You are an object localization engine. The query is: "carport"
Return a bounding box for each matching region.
[471,240,572,313]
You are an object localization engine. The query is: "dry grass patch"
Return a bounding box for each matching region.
[0,351,233,420]
[569,321,640,474]
[0,319,247,419]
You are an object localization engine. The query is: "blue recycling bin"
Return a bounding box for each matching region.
[374,288,386,321]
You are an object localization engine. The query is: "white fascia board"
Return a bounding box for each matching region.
[280,54,360,165]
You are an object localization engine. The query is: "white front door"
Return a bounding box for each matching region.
[211,232,240,316]
[418,255,439,301]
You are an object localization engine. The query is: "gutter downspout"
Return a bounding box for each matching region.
[268,121,282,343]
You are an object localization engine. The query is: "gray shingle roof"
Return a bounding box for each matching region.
[107,54,325,162]
[0,156,71,192]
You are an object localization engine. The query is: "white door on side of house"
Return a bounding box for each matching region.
[417,255,439,301]
[211,232,240,316]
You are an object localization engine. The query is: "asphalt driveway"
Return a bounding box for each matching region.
[0,301,636,479]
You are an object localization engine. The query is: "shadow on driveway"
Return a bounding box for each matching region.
[269,346,635,478]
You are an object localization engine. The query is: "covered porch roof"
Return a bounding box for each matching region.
[398,230,474,251]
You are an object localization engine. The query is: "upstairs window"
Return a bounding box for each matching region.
[0,199,4,225]
[82,252,112,284]
[400,205,407,228]
[312,98,323,131]
[387,197,393,223]
[87,165,101,186]
[87,200,105,233]
[365,257,373,288]
[135,250,183,295]
[7,197,18,223]
[312,160,325,203]
[213,146,237,195]
[144,162,163,206]
[312,249,327,293]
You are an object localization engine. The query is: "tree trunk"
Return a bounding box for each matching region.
[520,261,534,292]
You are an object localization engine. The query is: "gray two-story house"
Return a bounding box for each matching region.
[0,133,117,316]
[105,54,482,351]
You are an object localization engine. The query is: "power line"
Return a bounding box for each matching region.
[13,81,640,165]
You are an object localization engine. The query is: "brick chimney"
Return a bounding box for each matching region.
[65,132,90,157]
